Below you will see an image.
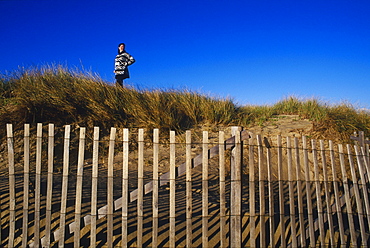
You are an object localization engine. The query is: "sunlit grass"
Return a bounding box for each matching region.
[0,65,240,130]
[0,65,369,142]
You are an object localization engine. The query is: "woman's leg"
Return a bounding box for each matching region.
[115,76,124,86]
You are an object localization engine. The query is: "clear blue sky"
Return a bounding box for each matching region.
[1,0,370,108]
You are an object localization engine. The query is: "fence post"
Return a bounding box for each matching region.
[249,133,256,248]
[137,129,144,247]
[22,124,30,247]
[44,123,55,247]
[107,127,116,248]
[121,128,129,247]
[257,135,266,248]
[186,130,193,247]
[359,131,365,148]
[287,137,297,247]
[266,136,274,247]
[73,127,86,248]
[90,127,100,248]
[152,129,159,248]
[34,123,43,248]
[367,138,370,169]
[6,124,15,248]
[277,135,286,247]
[59,125,71,248]
[302,136,315,246]
[312,139,325,247]
[202,131,209,247]
[169,131,176,248]
[230,126,242,247]
[219,131,226,247]
[294,137,306,247]
[357,131,370,179]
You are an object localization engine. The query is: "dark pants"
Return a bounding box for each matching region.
[115,75,125,86]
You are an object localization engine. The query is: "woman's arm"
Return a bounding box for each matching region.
[124,53,135,66]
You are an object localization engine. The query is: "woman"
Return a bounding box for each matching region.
[114,43,135,86]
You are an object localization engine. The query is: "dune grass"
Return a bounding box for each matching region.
[0,65,239,130]
[0,65,369,142]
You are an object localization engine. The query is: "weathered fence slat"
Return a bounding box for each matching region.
[329,140,346,246]
[202,131,209,247]
[186,130,193,247]
[137,128,144,247]
[152,129,159,248]
[6,124,15,248]
[90,127,99,248]
[22,124,30,247]
[287,137,297,247]
[249,133,256,248]
[266,136,275,247]
[294,137,306,247]
[44,124,55,247]
[33,123,43,247]
[257,135,266,248]
[351,131,370,167]
[312,139,325,247]
[169,131,176,248]
[218,131,226,247]
[302,136,315,246]
[73,127,86,248]
[230,127,242,247]
[57,125,71,247]
[366,142,370,170]
[319,140,335,246]
[107,127,116,247]
[277,135,286,247]
[121,128,129,247]
[360,146,370,183]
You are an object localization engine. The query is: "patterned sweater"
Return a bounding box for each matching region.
[114,52,135,78]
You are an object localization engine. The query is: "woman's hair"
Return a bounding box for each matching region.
[118,43,126,54]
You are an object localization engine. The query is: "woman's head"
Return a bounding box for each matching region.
[118,43,126,54]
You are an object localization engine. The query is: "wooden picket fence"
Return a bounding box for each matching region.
[1,123,370,247]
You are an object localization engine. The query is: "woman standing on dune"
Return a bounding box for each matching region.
[114,43,135,86]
